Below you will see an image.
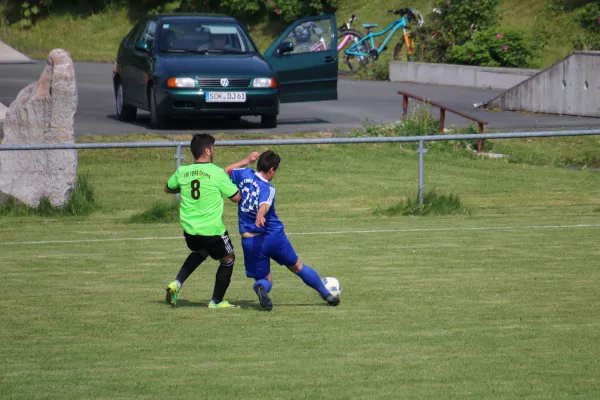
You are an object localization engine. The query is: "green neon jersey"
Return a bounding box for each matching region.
[167,162,239,236]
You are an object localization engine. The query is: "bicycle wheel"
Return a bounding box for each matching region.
[393,37,416,61]
[337,29,371,74]
[395,29,439,62]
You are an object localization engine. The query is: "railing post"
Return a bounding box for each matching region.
[174,144,184,202]
[477,123,484,153]
[402,95,408,120]
[417,140,427,205]
[439,108,446,133]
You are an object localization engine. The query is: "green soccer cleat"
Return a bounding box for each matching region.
[208,300,239,309]
[165,281,180,307]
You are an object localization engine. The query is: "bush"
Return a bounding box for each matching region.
[446,27,540,68]
[373,190,470,216]
[427,0,499,48]
[351,108,485,154]
[354,60,389,81]
[570,3,600,51]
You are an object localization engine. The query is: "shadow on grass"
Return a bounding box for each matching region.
[153,299,326,310]
[105,113,330,132]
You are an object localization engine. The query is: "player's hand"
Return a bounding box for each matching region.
[247,151,260,163]
[255,215,266,228]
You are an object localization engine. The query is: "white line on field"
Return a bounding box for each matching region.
[0,223,599,246]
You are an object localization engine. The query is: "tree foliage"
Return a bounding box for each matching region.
[1,0,337,28]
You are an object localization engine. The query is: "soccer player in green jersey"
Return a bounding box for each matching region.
[164,133,242,309]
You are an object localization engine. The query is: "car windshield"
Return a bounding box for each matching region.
[158,21,257,54]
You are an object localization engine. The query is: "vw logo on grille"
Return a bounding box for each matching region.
[220,78,229,87]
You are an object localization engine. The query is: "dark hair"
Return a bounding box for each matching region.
[190,133,215,159]
[257,150,281,173]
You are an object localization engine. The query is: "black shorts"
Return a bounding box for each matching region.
[183,231,234,260]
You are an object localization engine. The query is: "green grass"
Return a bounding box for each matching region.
[0,0,585,68]
[1,133,600,398]
[0,6,131,62]
[0,173,98,216]
[128,199,179,223]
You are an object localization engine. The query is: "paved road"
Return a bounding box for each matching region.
[1,60,599,138]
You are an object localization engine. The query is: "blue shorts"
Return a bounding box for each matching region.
[241,232,299,280]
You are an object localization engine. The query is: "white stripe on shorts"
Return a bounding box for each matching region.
[222,233,233,254]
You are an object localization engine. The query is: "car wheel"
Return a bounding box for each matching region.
[150,89,165,129]
[115,83,137,121]
[260,114,277,129]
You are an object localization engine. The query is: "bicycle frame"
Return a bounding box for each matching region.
[337,33,358,52]
[346,16,409,57]
[294,37,327,52]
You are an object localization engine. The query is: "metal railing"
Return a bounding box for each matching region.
[397,89,489,152]
[2,128,599,205]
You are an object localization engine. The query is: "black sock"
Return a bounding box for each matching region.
[211,259,234,303]
[176,252,206,285]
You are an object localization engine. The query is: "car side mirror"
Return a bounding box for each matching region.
[135,40,149,52]
[278,41,294,55]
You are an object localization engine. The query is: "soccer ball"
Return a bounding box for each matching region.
[322,277,342,297]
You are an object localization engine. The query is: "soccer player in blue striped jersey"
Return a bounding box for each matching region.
[225,150,340,311]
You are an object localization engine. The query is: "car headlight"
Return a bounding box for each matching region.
[252,77,277,88]
[167,77,196,88]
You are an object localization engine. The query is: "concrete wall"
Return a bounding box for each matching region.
[389,61,539,90]
[485,51,600,117]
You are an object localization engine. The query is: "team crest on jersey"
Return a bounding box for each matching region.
[239,178,260,213]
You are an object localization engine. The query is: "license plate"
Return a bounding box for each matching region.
[205,92,246,103]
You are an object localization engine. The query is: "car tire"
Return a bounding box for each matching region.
[115,83,137,121]
[149,88,165,129]
[260,114,277,129]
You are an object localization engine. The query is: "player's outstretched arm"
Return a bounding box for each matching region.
[225,151,260,175]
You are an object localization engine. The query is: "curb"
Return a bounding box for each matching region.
[0,40,34,64]
[389,61,539,90]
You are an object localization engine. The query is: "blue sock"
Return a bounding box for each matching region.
[296,265,329,297]
[254,279,272,293]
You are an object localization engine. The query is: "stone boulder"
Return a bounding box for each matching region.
[0,49,78,207]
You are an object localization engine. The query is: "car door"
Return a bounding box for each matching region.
[117,20,145,105]
[264,15,338,103]
[129,18,157,108]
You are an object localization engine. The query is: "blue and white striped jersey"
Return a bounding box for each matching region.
[229,168,284,234]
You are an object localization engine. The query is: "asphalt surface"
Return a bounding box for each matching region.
[1,60,599,138]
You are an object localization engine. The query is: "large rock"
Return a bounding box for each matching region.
[0,49,78,207]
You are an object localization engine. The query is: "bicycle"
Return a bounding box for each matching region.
[335,14,371,73]
[343,8,424,72]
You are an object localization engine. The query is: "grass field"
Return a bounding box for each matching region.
[1,135,600,398]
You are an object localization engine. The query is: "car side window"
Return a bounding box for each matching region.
[126,21,144,46]
[285,18,333,54]
[132,20,156,48]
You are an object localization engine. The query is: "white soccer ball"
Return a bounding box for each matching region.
[322,277,342,297]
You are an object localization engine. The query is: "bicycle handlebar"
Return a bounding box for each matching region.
[387,8,424,26]
[339,13,358,31]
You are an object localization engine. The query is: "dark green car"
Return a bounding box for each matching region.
[113,13,339,129]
